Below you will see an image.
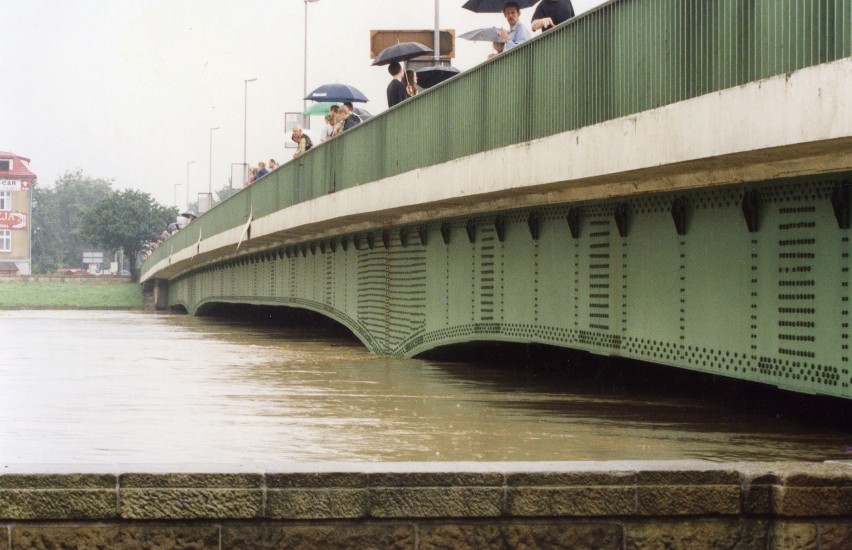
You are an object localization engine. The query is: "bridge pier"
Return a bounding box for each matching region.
[142,280,169,311]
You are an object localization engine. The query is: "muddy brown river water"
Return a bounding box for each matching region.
[1,310,849,466]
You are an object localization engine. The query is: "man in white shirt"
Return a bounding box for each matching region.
[498,2,532,51]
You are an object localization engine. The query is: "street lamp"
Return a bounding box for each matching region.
[304,0,320,113]
[243,78,257,183]
[434,0,440,62]
[186,160,195,210]
[208,127,219,194]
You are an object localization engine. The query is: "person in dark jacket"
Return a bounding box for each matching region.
[531,0,575,32]
[386,61,408,108]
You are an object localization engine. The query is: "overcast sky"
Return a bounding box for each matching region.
[1,0,606,209]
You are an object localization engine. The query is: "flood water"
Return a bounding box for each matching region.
[1,310,849,467]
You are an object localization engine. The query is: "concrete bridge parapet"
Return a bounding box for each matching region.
[1,461,849,548]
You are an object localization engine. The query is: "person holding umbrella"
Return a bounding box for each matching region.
[531,0,575,32]
[386,61,408,108]
[498,2,532,51]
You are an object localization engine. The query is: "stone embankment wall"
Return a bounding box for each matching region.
[0,461,849,549]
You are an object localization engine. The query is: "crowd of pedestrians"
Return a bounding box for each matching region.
[196,3,574,194]
[149,1,575,250]
[250,1,576,180]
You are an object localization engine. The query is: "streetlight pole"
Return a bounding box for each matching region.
[208,127,219,195]
[434,0,440,62]
[185,160,195,210]
[304,0,320,114]
[243,78,257,184]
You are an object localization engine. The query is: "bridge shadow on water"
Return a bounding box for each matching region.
[192,303,849,434]
[420,343,852,433]
[193,302,357,335]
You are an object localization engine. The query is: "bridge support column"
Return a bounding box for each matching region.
[142,280,169,311]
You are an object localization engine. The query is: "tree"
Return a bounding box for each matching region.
[80,190,177,282]
[31,170,113,273]
[216,186,239,203]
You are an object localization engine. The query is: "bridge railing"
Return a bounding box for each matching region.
[143,0,851,279]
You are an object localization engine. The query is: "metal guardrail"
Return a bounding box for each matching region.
[143,0,852,279]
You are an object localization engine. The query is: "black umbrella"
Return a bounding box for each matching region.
[459,27,505,43]
[305,83,369,103]
[371,42,434,66]
[415,66,461,89]
[462,0,539,13]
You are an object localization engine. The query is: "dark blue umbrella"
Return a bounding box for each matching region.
[304,83,369,104]
[462,0,539,13]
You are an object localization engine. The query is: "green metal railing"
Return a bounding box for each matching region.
[144,0,851,278]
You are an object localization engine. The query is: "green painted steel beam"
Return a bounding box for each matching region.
[167,174,852,400]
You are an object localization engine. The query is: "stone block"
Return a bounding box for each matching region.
[11,524,219,550]
[625,520,768,550]
[778,463,852,487]
[266,472,367,489]
[0,489,116,520]
[819,522,852,549]
[266,488,368,519]
[507,471,634,487]
[636,469,739,485]
[770,522,818,550]
[120,488,262,519]
[773,486,852,517]
[221,522,415,550]
[418,522,622,550]
[119,473,262,488]
[369,487,503,518]
[742,483,773,515]
[507,486,635,516]
[0,474,115,490]
[637,485,740,516]
[118,472,263,519]
[368,471,503,487]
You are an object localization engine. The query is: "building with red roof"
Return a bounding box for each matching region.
[0,151,35,275]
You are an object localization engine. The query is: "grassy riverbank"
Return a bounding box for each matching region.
[0,281,143,309]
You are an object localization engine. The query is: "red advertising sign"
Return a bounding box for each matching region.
[0,212,27,229]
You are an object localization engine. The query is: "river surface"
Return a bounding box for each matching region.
[1,310,849,467]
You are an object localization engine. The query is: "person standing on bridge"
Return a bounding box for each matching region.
[255,161,269,180]
[531,0,575,32]
[498,2,532,52]
[386,61,408,108]
[291,126,313,159]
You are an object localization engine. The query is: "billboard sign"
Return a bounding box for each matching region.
[83,251,104,265]
[0,179,31,191]
[0,212,27,229]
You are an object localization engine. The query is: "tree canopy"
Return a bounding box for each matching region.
[31,170,113,273]
[80,190,177,281]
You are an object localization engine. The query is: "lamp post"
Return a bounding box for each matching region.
[185,160,195,210]
[304,0,320,113]
[243,78,257,183]
[208,127,219,195]
[434,0,440,62]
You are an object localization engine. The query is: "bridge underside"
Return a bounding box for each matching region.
[167,172,852,400]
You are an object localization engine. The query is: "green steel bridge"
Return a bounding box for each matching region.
[143,0,852,400]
